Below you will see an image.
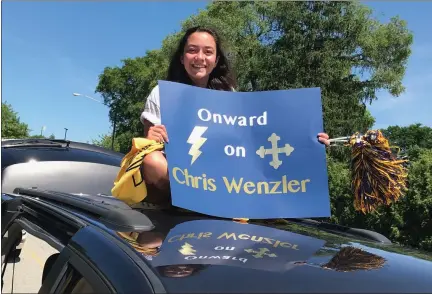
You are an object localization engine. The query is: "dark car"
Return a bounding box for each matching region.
[2,139,432,293]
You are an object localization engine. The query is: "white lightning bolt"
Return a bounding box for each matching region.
[187,126,208,165]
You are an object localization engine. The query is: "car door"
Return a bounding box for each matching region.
[39,226,159,294]
[39,247,111,293]
[2,193,160,294]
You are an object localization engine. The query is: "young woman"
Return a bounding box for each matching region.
[139,26,329,203]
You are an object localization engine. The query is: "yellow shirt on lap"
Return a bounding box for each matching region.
[111,138,164,205]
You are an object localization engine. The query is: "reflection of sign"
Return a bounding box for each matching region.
[150,220,326,272]
[159,80,331,219]
[245,247,277,259]
[179,243,196,256]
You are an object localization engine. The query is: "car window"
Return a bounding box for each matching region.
[2,230,60,293]
[55,264,95,293]
[2,206,111,294]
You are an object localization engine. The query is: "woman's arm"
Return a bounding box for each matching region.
[143,119,153,137]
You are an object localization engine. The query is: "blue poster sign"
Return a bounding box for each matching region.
[150,220,326,272]
[159,80,330,219]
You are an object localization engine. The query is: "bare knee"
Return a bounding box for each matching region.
[142,151,169,188]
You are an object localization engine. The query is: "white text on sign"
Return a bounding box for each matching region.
[198,109,268,127]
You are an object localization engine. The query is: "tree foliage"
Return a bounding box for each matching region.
[28,134,56,139]
[1,102,57,140]
[399,148,432,251]
[92,133,121,152]
[382,123,432,151]
[96,51,168,152]
[1,102,30,139]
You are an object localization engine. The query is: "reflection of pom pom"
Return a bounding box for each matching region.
[347,130,408,214]
[233,218,249,223]
[322,246,386,272]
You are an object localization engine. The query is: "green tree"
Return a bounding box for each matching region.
[377,124,432,169]
[92,134,121,153]
[96,51,168,153]
[327,157,356,224]
[28,133,56,139]
[1,102,30,139]
[397,149,432,251]
[381,124,432,151]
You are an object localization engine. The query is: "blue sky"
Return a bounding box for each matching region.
[2,1,431,143]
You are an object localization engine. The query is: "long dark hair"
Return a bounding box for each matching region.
[166,26,236,91]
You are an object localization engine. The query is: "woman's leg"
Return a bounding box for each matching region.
[141,151,171,204]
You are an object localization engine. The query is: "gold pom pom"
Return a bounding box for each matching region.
[347,130,408,214]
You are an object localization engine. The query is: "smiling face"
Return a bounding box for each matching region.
[181,31,219,87]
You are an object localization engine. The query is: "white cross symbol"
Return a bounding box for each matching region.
[256,133,295,169]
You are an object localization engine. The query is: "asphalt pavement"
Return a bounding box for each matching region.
[3,233,59,293]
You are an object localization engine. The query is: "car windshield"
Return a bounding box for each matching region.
[1,141,123,196]
[1,143,122,169]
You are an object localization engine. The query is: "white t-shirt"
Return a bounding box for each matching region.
[140,84,236,126]
[140,85,161,126]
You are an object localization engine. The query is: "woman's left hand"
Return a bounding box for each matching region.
[317,133,330,146]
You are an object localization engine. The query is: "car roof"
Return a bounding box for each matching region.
[1,138,124,168]
[4,188,432,293]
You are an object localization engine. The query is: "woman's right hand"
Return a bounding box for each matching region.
[146,125,169,143]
